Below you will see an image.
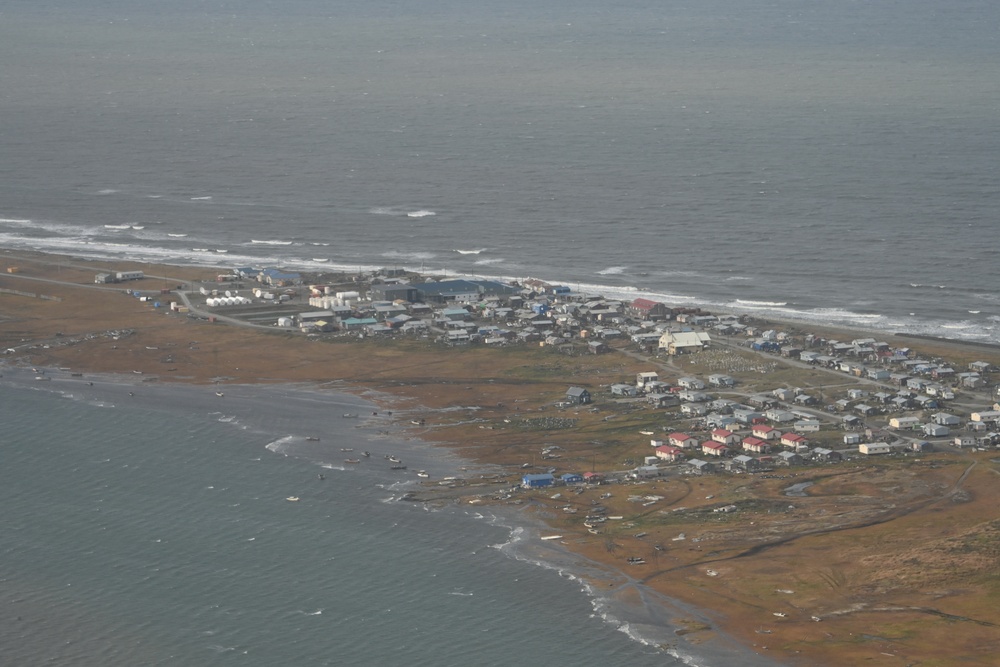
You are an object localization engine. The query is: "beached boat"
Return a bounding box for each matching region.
[416,470,429,478]
[361,451,371,458]
[387,456,401,463]
[540,535,563,541]
[344,458,361,464]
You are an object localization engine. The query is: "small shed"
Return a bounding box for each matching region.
[565,387,592,405]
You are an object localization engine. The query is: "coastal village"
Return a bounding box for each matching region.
[167,264,1000,478]
[4,255,1000,665]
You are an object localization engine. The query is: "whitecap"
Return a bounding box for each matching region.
[407,210,436,218]
[167,233,188,238]
[251,239,294,245]
[96,189,119,195]
[597,266,626,275]
[265,436,297,455]
[453,248,486,255]
[191,196,213,200]
[735,299,788,307]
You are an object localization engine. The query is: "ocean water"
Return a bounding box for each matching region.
[0,370,777,666]
[1,0,998,343]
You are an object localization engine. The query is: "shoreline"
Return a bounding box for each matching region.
[3,249,1000,666]
[0,363,780,667]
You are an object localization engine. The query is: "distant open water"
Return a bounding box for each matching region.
[2,1,998,344]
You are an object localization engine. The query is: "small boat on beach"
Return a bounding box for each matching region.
[540,535,563,541]
[416,470,429,478]
[387,456,401,463]
[362,451,371,458]
[344,458,361,464]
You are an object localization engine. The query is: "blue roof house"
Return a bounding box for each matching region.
[522,473,555,489]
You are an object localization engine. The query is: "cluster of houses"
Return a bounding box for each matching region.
[556,358,1000,480]
[201,266,999,463]
[205,269,725,346]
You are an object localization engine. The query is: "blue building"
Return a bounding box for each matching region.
[521,473,555,489]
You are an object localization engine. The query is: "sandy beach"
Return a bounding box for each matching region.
[3,249,999,666]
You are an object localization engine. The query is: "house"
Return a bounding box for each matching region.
[971,410,1000,423]
[677,377,705,390]
[741,437,771,454]
[610,383,638,397]
[658,330,712,354]
[711,429,740,445]
[560,473,584,485]
[708,374,735,387]
[746,394,776,409]
[780,433,808,449]
[751,424,780,440]
[565,387,592,405]
[522,473,555,489]
[636,371,660,390]
[627,297,671,321]
[954,435,977,448]
[680,403,707,417]
[793,394,817,406]
[795,419,821,433]
[732,408,765,424]
[859,443,891,455]
[633,465,663,479]
[772,387,796,401]
[679,390,712,403]
[765,408,797,423]
[923,423,950,437]
[777,451,804,466]
[687,459,716,474]
[932,412,960,426]
[812,447,842,462]
[705,413,738,429]
[667,433,699,449]
[702,442,729,457]
[731,455,761,472]
[655,445,685,462]
[889,416,921,430]
[646,392,680,408]
[843,433,862,445]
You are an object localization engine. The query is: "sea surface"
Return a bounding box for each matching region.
[1,0,998,343]
[0,370,776,667]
